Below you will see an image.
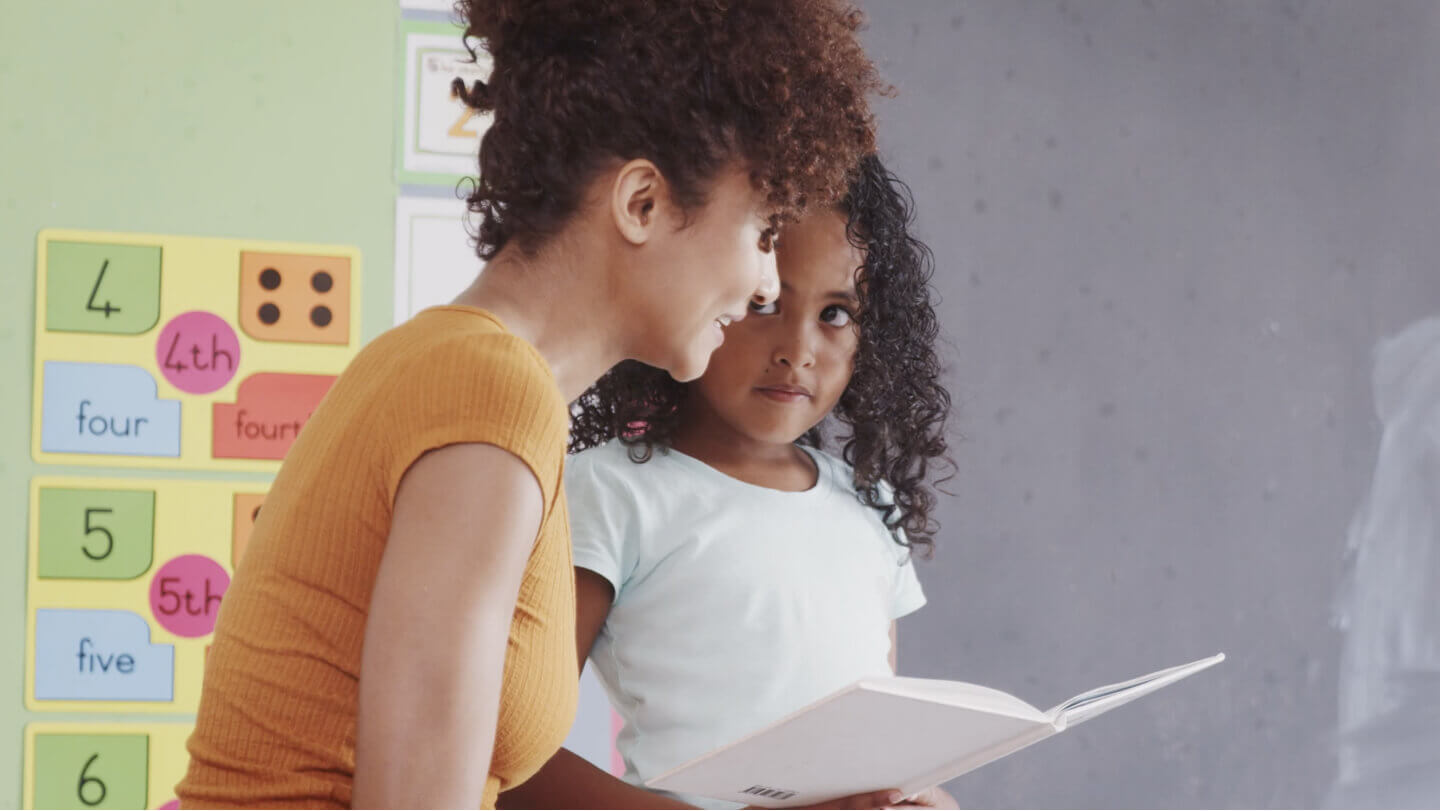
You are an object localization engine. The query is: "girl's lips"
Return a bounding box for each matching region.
[755,385,812,403]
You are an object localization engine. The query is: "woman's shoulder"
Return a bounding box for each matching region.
[368,308,551,381]
[344,308,566,426]
[332,308,571,499]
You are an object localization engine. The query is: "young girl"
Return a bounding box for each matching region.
[177,2,884,808]
[500,156,955,809]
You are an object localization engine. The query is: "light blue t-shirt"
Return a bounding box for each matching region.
[566,439,927,808]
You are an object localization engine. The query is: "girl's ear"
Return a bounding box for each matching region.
[610,159,666,247]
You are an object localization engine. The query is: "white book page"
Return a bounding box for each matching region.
[648,656,1224,807]
[1046,653,1226,727]
[859,676,1048,722]
[647,682,1052,807]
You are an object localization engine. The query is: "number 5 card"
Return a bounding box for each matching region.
[25,476,267,714]
[31,228,362,472]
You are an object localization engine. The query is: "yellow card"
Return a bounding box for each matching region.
[26,476,267,714]
[32,228,362,472]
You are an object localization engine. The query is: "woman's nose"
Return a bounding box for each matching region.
[752,252,780,305]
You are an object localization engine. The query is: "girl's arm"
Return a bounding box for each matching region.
[501,747,692,810]
[353,442,544,808]
[500,568,690,809]
[501,574,913,810]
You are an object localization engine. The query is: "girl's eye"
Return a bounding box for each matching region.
[820,304,853,327]
[749,298,778,315]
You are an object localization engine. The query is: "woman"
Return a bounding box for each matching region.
[177,1,884,808]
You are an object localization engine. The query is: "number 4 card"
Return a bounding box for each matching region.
[31,228,362,472]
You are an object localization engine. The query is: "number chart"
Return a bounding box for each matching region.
[23,722,192,810]
[31,229,362,472]
[25,477,267,714]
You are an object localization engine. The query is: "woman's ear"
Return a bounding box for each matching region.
[610,159,666,247]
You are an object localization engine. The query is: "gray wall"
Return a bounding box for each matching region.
[858,1,1439,807]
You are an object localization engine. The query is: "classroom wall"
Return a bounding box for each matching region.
[0,3,397,806]
[859,1,1439,807]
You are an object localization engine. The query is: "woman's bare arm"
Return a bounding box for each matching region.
[353,442,544,808]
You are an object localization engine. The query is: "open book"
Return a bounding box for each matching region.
[646,653,1225,807]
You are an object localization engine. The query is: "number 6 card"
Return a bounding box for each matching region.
[31,228,362,472]
[23,722,192,810]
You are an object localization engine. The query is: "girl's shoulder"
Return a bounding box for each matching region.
[805,445,912,558]
[564,441,690,540]
[565,439,677,492]
[568,437,642,473]
[805,445,876,498]
[566,439,619,480]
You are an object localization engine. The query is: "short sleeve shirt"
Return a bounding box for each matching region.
[567,440,926,808]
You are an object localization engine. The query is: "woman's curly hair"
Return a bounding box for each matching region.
[452,0,884,259]
[570,155,953,556]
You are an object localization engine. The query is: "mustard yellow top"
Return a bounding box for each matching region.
[178,307,578,809]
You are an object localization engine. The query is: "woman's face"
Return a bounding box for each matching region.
[687,209,863,445]
[630,166,780,383]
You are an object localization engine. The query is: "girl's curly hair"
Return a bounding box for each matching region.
[452,0,884,259]
[570,155,953,556]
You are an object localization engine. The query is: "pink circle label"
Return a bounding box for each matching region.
[149,554,230,638]
[156,311,241,394]
[158,800,181,810]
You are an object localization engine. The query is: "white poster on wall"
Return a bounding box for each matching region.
[399,0,454,11]
[393,194,480,324]
[402,30,490,179]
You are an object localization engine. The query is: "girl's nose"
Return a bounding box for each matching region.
[772,328,816,369]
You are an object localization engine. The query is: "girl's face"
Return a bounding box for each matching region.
[688,209,862,445]
[633,166,780,383]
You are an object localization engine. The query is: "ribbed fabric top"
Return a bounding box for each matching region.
[177,306,578,809]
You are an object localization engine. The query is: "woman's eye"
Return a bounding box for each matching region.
[749,298,778,315]
[820,305,853,327]
[757,228,778,254]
